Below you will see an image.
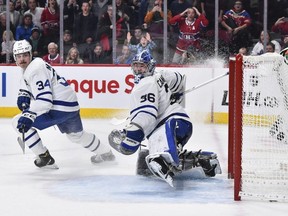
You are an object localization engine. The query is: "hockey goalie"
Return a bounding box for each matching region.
[108,50,221,187]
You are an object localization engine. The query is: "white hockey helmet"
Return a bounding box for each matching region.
[280,47,288,65]
[13,39,32,61]
[131,50,156,83]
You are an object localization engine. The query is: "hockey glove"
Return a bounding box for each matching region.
[108,123,145,155]
[17,90,31,111]
[170,92,183,104]
[17,110,37,133]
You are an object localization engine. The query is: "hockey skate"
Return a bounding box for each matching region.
[90,150,116,164]
[34,150,59,169]
[148,156,175,187]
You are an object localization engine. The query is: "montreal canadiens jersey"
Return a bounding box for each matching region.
[19,57,79,116]
[130,70,191,137]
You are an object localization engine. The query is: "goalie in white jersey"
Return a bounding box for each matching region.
[12,40,115,168]
[109,50,221,186]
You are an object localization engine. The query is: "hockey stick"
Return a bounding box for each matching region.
[110,71,229,126]
[183,71,229,95]
[17,127,25,154]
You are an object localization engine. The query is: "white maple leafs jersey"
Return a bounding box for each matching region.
[130,70,190,137]
[19,57,79,116]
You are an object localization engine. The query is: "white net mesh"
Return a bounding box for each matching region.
[240,53,288,201]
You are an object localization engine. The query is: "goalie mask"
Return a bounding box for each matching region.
[131,50,156,84]
[13,39,32,62]
[280,47,288,65]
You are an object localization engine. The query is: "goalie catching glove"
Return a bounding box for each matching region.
[108,123,144,155]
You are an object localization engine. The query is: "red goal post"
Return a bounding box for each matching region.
[228,53,288,202]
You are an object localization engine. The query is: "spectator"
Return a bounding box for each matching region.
[42,42,60,64]
[0,30,15,63]
[90,42,112,64]
[281,35,288,49]
[271,17,288,37]
[28,26,45,58]
[169,7,208,64]
[126,0,141,28]
[220,0,252,55]
[25,0,44,31]
[169,0,192,17]
[127,25,143,45]
[73,1,98,44]
[116,0,132,38]
[115,44,134,64]
[144,0,172,38]
[64,0,81,32]
[9,0,22,28]
[15,13,35,41]
[97,4,126,55]
[265,42,275,53]
[144,0,172,62]
[127,32,157,55]
[91,0,111,20]
[238,47,248,56]
[61,29,76,60]
[199,0,228,31]
[14,0,28,16]
[65,47,84,64]
[250,30,281,56]
[0,12,16,43]
[41,0,60,46]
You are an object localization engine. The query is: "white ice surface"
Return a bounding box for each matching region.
[0,118,287,216]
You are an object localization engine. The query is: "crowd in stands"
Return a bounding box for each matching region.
[0,0,288,65]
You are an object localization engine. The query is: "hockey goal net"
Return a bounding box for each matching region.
[228,53,288,201]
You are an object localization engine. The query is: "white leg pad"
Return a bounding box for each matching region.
[148,124,178,166]
[67,131,110,154]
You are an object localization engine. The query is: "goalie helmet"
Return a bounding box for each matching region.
[131,50,156,84]
[280,47,288,65]
[13,39,32,61]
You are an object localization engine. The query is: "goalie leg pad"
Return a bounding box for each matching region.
[164,118,193,165]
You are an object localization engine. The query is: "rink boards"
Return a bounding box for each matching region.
[0,64,229,123]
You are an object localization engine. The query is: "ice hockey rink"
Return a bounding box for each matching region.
[0,117,287,216]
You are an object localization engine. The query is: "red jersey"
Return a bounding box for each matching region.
[169,14,208,54]
[272,22,288,36]
[42,54,60,64]
[40,8,60,36]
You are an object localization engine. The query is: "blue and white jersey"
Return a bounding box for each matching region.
[130,70,190,137]
[19,57,79,116]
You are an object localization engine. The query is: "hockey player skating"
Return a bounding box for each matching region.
[108,50,221,187]
[12,39,115,168]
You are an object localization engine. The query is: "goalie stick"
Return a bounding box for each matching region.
[110,71,229,126]
[183,71,229,94]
